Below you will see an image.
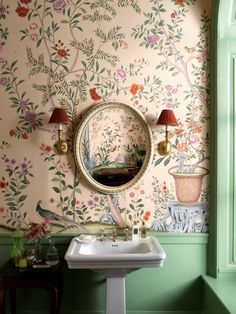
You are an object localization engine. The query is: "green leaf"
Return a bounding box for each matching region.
[19,195,27,202]
[154,157,165,167]
[52,187,60,193]
[129,203,135,210]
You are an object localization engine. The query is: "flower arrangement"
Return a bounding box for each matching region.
[24,218,52,263]
[24,218,51,242]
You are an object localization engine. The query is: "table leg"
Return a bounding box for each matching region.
[50,286,60,314]
[0,287,6,314]
[9,288,16,314]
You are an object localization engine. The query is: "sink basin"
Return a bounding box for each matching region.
[65,236,166,269]
[65,236,166,314]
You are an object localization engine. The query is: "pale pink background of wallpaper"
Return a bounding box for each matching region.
[0,0,211,233]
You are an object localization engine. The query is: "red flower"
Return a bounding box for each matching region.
[171,12,176,18]
[130,83,139,95]
[24,219,51,241]
[16,6,29,17]
[143,210,151,222]
[89,88,102,101]
[176,0,184,4]
[20,0,32,4]
[57,49,68,58]
[0,177,8,190]
[9,129,15,137]
[21,132,28,139]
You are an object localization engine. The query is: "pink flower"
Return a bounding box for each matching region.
[165,85,173,92]
[0,77,8,85]
[166,102,174,108]
[94,196,100,203]
[116,68,126,79]
[30,34,38,41]
[147,34,159,44]
[87,199,94,206]
[24,111,37,123]
[19,99,28,109]
[53,0,66,13]
[29,23,38,30]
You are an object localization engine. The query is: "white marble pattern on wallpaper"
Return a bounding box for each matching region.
[0,0,210,233]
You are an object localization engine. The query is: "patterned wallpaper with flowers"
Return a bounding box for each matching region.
[0,0,211,234]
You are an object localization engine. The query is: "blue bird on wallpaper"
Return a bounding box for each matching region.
[36,200,88,232]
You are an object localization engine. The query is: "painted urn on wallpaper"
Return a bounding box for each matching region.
[169,165,208,205]
[167,130,209,206]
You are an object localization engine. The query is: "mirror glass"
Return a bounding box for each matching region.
[74,101,153,194]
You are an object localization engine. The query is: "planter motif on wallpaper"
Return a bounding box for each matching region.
[169,166,209,205]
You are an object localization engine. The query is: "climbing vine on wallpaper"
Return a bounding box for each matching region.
[0,0,210,232]
[40,143,80,219]
[0,154,33,228]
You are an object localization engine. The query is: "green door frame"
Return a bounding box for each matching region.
[209,0,236,278]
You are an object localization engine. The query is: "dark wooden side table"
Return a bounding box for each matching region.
[0,260,63,314]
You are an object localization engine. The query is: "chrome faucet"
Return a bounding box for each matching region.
[124,228,129,241]
[112,228,117,242]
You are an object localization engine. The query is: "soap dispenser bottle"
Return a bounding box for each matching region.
[140,221,147,239]
[132,221,139,241]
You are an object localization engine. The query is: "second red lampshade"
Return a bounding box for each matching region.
[156,109,178,126]
[156,109,178,156]
[49,108,70,154]
[49,108,70,124]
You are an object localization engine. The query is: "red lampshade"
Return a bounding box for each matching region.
[49,108,70,124]
[157,109,178,126]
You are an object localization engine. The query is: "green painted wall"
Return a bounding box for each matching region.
[0,233,207,313]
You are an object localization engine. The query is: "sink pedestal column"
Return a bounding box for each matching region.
[95,269,137,314]
[106,276,126,314]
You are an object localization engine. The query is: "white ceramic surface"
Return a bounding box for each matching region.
[65,236,166,269]
[65,236,166,314]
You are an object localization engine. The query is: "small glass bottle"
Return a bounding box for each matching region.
[46,239,59,266]
[132,221,139,241]
[140,221,147,239]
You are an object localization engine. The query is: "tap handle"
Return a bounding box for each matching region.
[124,228,129,241]
[99,228,105,241]
[112,228,117,241]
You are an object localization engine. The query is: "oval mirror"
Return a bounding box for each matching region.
[74,101,153,194]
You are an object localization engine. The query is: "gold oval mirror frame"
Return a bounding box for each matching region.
[74,101,154,194]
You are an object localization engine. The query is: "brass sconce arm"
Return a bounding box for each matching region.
[156,109,178,156]
[49,108,70,154]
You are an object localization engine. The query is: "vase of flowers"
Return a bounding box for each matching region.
[24,219,51,263]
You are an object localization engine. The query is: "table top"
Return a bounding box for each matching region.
[0,260,63,279]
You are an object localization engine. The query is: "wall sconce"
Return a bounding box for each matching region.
[156,109,178,156]
[49,108,70,154]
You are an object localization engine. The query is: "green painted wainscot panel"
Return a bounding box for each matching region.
[0,232,208,314]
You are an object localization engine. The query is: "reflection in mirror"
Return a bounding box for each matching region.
[74,101,153,194]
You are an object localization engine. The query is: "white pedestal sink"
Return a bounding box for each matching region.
[65,236,166,314]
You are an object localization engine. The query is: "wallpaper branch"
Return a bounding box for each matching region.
[0,0,210,234]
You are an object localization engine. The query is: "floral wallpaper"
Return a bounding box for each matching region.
[0,0,211,234]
